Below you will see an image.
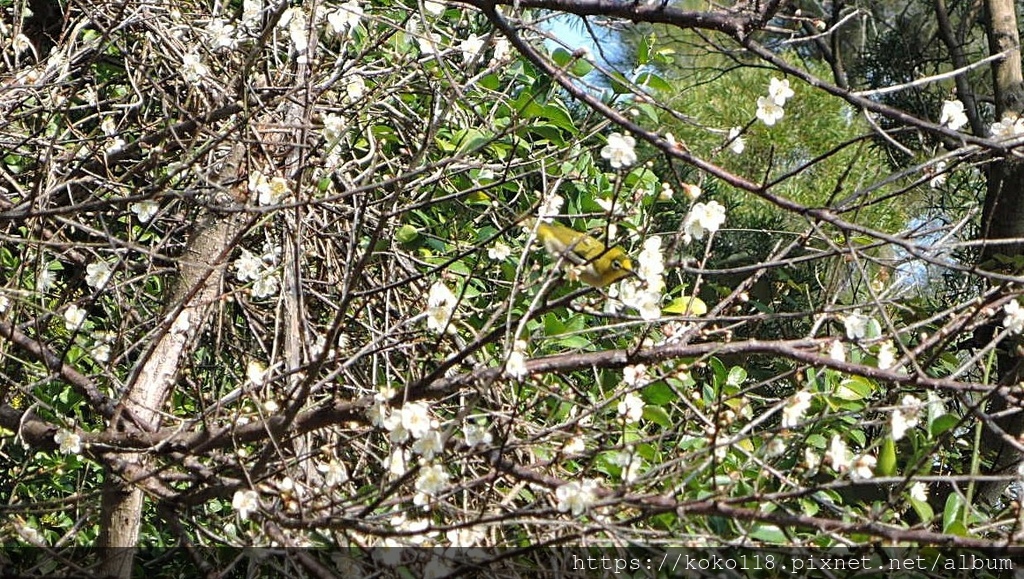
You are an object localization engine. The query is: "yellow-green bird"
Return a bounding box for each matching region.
[532,220,634,287]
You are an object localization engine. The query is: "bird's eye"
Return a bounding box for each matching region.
[612,259,622,270]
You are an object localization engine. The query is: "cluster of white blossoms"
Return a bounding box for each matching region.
[248,170,292,207]
[616,237,665,320]
[555,478,599,516]
[368,395,453,509]
[756,77,795,126]
[990,112,1024,140]
[537,193,564,222]
[234,245,281,299]
[939,99,968,131]
[815,435,877,479]
[891,394,924,441]
[681,200,726,245]
[842,309,871,340]
[1004,299,1024,334]
[781,390,813,428]
[424,281,458,334]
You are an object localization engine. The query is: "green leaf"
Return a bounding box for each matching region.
[452,128,493,154]
[635,71,671,93]
[877,436,897,476]
[942,493,965,533]
[748,524,787,543]
[642,382,676,405]
[664,295,707,316]
[726,366,747,387]
[929,414,958,437]
[834,375,874,400]
[395,224,419,244]
[643,405,672,428]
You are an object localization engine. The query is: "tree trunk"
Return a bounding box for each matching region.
[977,0,1024,504]
[97,146,248,577]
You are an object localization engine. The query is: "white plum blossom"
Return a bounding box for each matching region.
[130,199,159,222]
[0,294,9,313]
[768,77,795,105]
[37,268,56,292]
[910,482,928,502]
[64,305,87,332]
[400,401,436,439]
[681,183,702,201]
[892,395,924,441]
[412,429,445,459]
[248,171,291,206]
[562,436,586,455]
[682,201,726,244]
[929,161,948,189]
[366,400,388,428]
[939,99,968,131]
[463,422,493,447]
[617,392,644,423]
[843,310,869,340]
[319,460,350,487]
[413,464,450,507]
[417,32,442,55]
[622,364,648,387]
[1004,300,1024,334]
[459,35,484,64]
[425,281,457,334]
[616,279,662,321]
[825,435,850,471]
[181,52,209,83]
[765,438,786,457]
[989,113,1024,139]
[54,429,81,454]
[232,489,259,520]
[637,237,665,284]
[600,133,637,169]
[505,340,529,380]
[555,479,599,516]
[493,37,511,61]
[100,116,117,136]
[251,271,280,299]
[384,448,410,477]
[829,339,846,362]
[756,96,784,126]
[235,249,263,282]
[206,18,238,49]
[781,390,812,428]
[423,0,446,14]
[91,331,115,363]
[346,75,366,101]
[328,0,363,35]
[851,454,876,480]
[728,126,745,154]
[877,340,896,370]
[85,260,113,289]
[536,194,564,222]
[804,447,820,470]
[323,114,346,143]
[488,241,511,261]
[609,448,642,482]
